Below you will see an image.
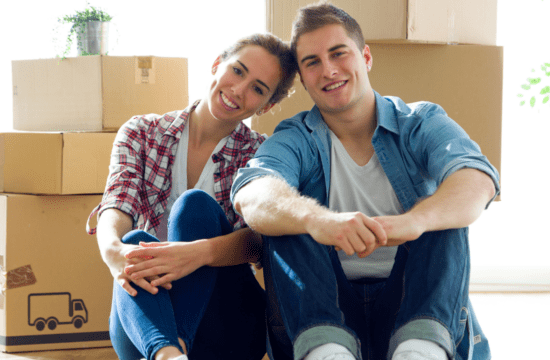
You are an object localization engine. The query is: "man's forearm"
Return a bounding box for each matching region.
[409,168,496,233]
[234,176,327,236]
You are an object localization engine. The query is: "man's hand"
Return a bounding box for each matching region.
[306,211,387,257]
[372,213,426,247]
[123,240,209,288]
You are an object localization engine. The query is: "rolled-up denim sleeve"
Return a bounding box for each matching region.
[231,121,314,212]
[408,104,501,207]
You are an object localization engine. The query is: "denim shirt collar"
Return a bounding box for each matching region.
[300,90,399,202]
[302,90,399,136]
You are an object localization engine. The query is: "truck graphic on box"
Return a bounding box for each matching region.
[28,292,88,331]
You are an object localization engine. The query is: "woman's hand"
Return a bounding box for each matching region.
[123,240,210,288]
[104,243,164,297]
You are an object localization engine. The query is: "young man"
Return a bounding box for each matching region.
[231,3,499,360]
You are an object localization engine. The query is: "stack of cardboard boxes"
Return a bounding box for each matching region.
[258,0,503,178]
[0,55,188,352]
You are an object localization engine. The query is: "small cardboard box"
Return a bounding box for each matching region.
[0,132,116,195]
[267,0,497,45]
[12,56,189,131]
[0,194,112,352]
[253,44,502,183]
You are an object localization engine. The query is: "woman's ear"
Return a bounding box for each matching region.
[257,103,275,116]
[212,56,221,75]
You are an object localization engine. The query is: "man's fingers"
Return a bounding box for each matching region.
[363,216,387,245]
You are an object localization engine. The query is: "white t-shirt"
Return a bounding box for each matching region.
[156,124,229,242]
[328,131,403,279]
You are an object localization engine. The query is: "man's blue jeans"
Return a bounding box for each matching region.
[262,227,491,360]
[109,190,266,360]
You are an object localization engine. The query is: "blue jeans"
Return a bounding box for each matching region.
[262,228,491,360]
[109,190,266,360]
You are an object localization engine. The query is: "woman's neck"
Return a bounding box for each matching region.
[189,100,238,148]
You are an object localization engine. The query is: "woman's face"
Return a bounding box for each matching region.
[208,45,281,123]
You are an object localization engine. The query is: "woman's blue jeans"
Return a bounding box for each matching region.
[109,190,266,360]
[263,228,491,360]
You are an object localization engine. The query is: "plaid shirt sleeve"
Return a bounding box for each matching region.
[87,116,149,235]
[215,124,267,231]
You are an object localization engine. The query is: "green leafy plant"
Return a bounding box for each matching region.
[57,4,112,59]
[518,62,550,107]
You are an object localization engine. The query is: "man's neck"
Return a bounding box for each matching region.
[321,91,377,166]
[321,90,377,143]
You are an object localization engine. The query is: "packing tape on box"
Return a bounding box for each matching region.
[1,265,37,294]
[135,56,156,84]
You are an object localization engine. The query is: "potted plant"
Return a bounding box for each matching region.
[58,4,112,59]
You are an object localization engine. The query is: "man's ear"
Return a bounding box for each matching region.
[363,44,373,71]
[257,103,276,116]
[212,55,222,75]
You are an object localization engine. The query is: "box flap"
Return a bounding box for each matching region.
[101,56,189,130]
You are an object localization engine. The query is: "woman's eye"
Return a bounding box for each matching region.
[254,86,264,95]
[233,67,243,76]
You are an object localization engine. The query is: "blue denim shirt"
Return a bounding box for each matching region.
[231,91,500,213]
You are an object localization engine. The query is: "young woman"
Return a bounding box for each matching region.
[86,33,297,360]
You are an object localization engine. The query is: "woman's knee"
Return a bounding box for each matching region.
[170,190,222,223]
[121,229,160,245]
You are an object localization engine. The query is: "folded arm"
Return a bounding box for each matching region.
[374,168,497,245]
[234,176,387,257]
[96,208,161,296]
[123,227,263,287]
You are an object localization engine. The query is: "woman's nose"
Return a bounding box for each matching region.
[231,81,247,97]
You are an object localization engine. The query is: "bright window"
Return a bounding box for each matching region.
[469,0,550,289]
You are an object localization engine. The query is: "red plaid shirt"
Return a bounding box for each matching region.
[87,101,266,236]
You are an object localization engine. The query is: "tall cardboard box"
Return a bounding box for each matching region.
[0,194,112,352]
[267,0,497,45]
[12,56,189,131]
[0,132,116,195]
[253,44,503,179]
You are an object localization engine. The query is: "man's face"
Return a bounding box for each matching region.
[296,24,372,115]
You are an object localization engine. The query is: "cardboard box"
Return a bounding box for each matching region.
[12,56,189,131]
[253,44,502,181]
[0,132,116,195]
[0,194,112,352]
[267,0,497,45]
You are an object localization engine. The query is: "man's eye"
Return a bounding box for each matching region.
[307,59,319,67]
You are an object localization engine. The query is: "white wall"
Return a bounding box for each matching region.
[1,0,266,131]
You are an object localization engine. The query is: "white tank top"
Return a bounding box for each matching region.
[156,124,229,242]
[328,130,403,279]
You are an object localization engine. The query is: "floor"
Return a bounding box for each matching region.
[0,293,547,359]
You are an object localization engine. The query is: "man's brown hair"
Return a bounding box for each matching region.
[290,2,365,61]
